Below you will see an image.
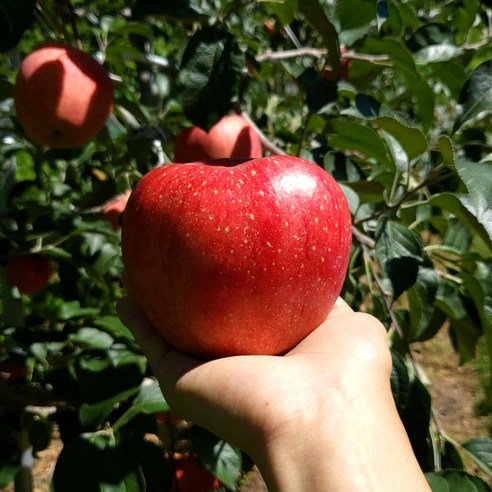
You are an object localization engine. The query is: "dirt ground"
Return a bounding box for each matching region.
[2,325,491,492]
[412,326,491,485]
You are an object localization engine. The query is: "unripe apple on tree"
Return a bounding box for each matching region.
[102,189,132,231]
[5,253,53,295]
[174,114,262,162]
[14,42,114,149]
[122,155,352,359]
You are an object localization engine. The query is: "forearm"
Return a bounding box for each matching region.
[254,380,431,492]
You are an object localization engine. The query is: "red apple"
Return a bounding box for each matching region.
[14,42,114,149]
[171,455,220,492]
[321,46,352,81]
[0,363,29,382]
[5,253,53,294]
[121,155,352,359]
[102,189,132,231]
[174,115,262,162]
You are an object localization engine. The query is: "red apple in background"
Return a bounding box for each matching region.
[102,189,131,231]
[321,46,352,81]
[5,253,53,294]
[171,455,220,492]
[14,42,114,148]
[122,155,352,359]
[174,114,262,162]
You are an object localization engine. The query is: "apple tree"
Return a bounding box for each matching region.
[0,0,492,491]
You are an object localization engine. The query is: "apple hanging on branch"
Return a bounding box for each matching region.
[102,189,132,231]
[5,253,53,295]
[121,155,352,359]
[174,114,262,162]
[14,42,114,149]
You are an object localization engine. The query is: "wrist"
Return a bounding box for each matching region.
[253,373,430,492]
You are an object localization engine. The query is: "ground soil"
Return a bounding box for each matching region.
[1,325,491,492]
[412,326,491,486]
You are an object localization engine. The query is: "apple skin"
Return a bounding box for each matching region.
[14,42,114,149]
[174,114,262,162]
[121,155,352,359]
[5,253,53,294]
[102,189,132,231]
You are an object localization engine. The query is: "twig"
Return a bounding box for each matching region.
[256,47,327,63]
[352,226,376,248]
[255,47,390,64]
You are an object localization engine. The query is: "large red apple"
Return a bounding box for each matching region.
[14,42,114,149]
[5,253,53,295]
[174,114,262,162]
[121,155,352,359]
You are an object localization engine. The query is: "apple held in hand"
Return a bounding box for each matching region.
[174,114,262,162]
[14,42,114,149]
[122,155,352,359]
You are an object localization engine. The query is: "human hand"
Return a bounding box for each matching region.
[117,294,430,492]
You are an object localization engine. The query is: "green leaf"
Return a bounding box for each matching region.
[432,61,468,100]
[364,38,435,132]
[190,426,242,490]
[79,386,140,428]
[442,218,472,254]
[407,267,446,342]
[429,193,492,250]
[298,68,338,113]
[454,159,492,248]
[177,26,244,128]
[95,316,134,340]
[113,378,169,431]
[436,281,483,364]
[399,376,433,471]
[53,433,150,492]
[454,59,492,132]
[374,117,428,160]
[390,350,410,412]
[330,119,392,169]
[59,301,100,320]
[338,0,376,30]
[355,94,381,118]
[382,130,409,172]
[376,220,423,300]
[462,437,492,477]
[439,135,455,168]
[261,0,298,25]
[70,328,114,350]
[426,469,491,491]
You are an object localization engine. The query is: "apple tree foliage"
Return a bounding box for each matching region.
[0,0,492,490]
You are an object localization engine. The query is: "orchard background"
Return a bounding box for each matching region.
[1,0,492,490]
